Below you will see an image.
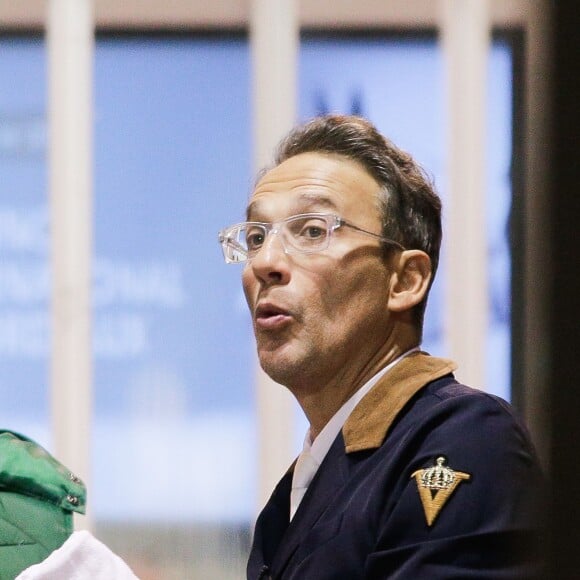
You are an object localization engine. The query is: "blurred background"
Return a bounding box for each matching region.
[2,1,576,578]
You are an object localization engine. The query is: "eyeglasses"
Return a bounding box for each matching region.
[218,212,405,264]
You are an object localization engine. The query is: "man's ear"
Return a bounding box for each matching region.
[388,250,432,312]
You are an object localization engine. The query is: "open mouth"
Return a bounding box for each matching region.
[255,303,292,329]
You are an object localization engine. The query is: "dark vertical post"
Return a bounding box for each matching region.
[548,0,580,577]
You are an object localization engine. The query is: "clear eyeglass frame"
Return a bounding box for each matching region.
[218,212,405,264]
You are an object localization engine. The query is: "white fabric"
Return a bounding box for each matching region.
[16,530,139,580]
[289,347,419,519]
[289,448,320,520]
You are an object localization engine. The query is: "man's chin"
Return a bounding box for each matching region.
[257,349,299,387]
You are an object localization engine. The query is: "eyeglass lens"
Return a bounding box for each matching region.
[229,214,333,261]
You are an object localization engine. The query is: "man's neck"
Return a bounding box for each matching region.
[294,341,419,440]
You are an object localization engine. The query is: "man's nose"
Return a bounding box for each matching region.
[248,229,291,284]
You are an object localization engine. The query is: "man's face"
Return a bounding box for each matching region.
[242,152,395,392]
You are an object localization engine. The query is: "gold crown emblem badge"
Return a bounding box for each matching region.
[412,456,470,526]
[420,456,455,490]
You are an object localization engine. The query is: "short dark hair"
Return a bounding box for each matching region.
[271,114,442,329]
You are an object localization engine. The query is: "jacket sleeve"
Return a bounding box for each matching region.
[364,391,544,579]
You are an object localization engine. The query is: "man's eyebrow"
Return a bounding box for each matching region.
[295,192,339,210]
[246,192,339,220]
[245,200,258,220]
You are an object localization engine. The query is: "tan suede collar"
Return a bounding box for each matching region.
[342,352,457,453]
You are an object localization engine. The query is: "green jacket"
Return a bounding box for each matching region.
[0,430,86,580]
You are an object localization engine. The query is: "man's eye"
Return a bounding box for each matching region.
[301,225,325,239]
[246,230,265,249]
[295,217,329,239]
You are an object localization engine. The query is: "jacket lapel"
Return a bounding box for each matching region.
[248,469,293,577]
[270,432,350,577]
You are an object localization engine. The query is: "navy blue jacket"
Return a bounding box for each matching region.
[247,354,543,579]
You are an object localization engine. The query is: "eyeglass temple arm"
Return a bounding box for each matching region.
[338,219,405,250]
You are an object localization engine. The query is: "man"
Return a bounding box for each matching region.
[218,115,543,579]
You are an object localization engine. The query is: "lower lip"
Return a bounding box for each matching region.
[255,314,292,330]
